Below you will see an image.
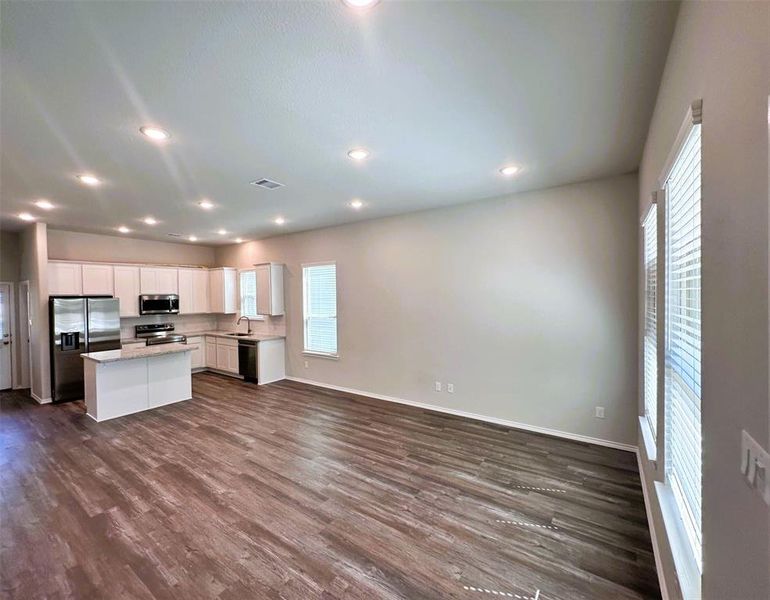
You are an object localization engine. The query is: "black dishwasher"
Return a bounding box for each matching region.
[238,339,258,383]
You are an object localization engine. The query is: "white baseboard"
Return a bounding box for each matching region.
[636,449,669,600]
[30,390,52,404]
[284,376,637,453]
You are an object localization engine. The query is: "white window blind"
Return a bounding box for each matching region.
[643,205,658,438]
[303,263,337,356]
[664,122,702,569]
[239,270,258,318]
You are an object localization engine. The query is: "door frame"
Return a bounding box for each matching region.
[0,281,17,390]
[18,280,31,389]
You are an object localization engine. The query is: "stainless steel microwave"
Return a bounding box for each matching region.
[139,294,180,315]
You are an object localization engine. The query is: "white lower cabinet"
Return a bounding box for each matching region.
[215,338,239,373]
[187,336,205,370]
[202,336,239,374]
[205,337,217,368]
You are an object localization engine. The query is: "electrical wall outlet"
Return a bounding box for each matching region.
[447,383,454,393]
[434,381,442,392]
[304,360,309,368]
[595,406,605,419]
[741,430,770,505]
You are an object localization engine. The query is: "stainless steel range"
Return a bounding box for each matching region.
[135,323,187,346]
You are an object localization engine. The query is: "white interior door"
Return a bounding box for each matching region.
[0,283,13,390]
[19,281,30,389]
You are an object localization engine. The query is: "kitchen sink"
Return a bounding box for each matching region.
[225,332,252,337]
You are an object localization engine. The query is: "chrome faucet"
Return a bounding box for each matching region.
[236,316,252,334]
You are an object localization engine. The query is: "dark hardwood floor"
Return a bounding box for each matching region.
[1,373,659,600]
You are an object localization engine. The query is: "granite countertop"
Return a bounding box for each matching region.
[120,331,285,344]
[187,330,285,342]
[82,343,192,363]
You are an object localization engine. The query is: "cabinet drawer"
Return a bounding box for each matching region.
[215,336,238,347]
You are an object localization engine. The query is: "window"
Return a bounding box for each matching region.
[303,263,337,356]
[239,270,259,318]
[643,205,658,437]
[664,121,702,569]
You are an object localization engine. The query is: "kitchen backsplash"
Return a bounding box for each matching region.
[120,314,217,339]
[120,313,286,339]
[216,314,286,336]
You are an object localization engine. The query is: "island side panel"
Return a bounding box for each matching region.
[258,339,286,385]
[95,358,149,422]
[84,359,98,421]
[147,351,192,408]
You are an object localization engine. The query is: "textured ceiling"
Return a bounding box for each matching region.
[0,1,678,244]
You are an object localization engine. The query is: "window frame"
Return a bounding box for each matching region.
[238,268,264,320]
[649,99,703,600]
[663,116,702,571]
[301,261,338,359]
[642,203,659,441]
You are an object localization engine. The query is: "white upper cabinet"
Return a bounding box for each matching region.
[192,269,210,313]
[113,266,140,317]
[140,267,178,295]
[48,262,82,296]
[81,264,114,296]
[255,262,284,316]
[178,268,209,314]
[209,268,237,314]
[178,269,194,314]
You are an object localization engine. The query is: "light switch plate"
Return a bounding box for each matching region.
[741,430,770,505]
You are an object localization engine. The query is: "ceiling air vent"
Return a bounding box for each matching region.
[250,178,284,190]
[167,233,182,238]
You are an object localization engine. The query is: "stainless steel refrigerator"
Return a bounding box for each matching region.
[49,296,121,403]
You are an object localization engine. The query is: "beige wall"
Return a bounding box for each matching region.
[47,229,216,266]
[218,173,639,447]
[637,2,770,599]
[20,223,49,401]
[1,230,21,282]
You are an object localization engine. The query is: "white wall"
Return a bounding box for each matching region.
[20,223,50,401]
[218,173,639,447]
[637,2,770,599]
[47,229,216,266]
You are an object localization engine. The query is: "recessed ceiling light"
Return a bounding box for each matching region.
[499,165,520,176]
[143,216,158,225]
[347,148,370,161]
[77,174,101,186]
[235,238,244,243]
[188,235,197,242]
[34,199,54,210]
[350,198,364,209]
[139,126,171,141]
[217,229,227,235]
[274,217,286,225]
[117,226,130,233]
[342,0,379,8]
[18,212,35,221]
[198,199,214,210]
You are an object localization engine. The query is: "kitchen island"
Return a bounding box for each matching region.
[81,343,192,422]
